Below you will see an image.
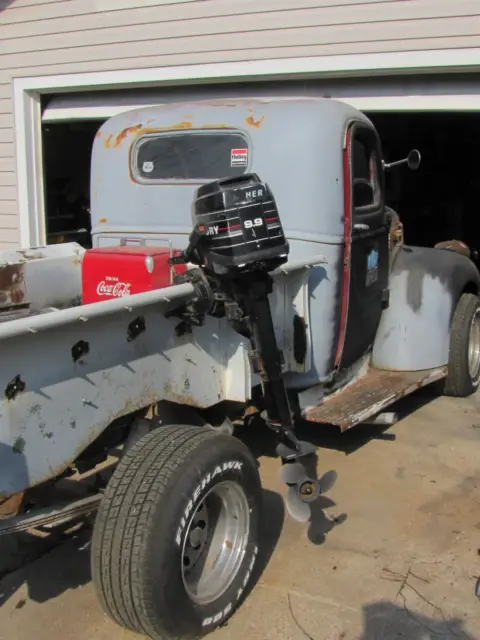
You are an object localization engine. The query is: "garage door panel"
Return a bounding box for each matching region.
[43,61,480,124]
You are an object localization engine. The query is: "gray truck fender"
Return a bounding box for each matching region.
[372,245,480,371]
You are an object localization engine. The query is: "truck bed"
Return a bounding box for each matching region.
[0,254,322,498]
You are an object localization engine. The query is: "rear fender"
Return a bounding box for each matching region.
[372,245,480,371]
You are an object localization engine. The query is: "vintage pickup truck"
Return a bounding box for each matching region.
[1,97,479,640]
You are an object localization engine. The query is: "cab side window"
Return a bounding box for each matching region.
[351,125,382,214]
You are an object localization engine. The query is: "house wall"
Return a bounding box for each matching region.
[1,0,480,248]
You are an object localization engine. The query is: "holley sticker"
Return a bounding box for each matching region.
[231,148,248,167]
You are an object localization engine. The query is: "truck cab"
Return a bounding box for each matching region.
[91,97,480,412]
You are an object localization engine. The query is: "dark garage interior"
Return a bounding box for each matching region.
[41,112,480,255]
[369,112,480,251]
[42,120,103,248]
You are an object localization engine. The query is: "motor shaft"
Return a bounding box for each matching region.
[238,276,300,454]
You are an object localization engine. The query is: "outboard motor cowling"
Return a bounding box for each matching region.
[191,174,289,276]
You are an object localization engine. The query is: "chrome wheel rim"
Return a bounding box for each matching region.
[468,308,480,380]
[181,480,250,605]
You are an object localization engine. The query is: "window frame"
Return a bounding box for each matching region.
[349,121,385,227]
[130,128,251,185]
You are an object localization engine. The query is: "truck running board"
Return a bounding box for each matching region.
[300,366,447,431]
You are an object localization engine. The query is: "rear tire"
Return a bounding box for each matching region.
[444,293,480,397]
[91,424,261,640]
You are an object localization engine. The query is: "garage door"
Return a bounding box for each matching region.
[42,73,480,122]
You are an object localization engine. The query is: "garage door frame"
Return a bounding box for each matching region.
[13,47,480,248]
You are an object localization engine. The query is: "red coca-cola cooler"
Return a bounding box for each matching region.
[81,245,186,305]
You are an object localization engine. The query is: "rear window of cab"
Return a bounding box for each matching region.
[131,130,249,182]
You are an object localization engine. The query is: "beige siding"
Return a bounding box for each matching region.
[1,0,480,248]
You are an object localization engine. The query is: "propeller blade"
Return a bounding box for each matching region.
[318,470,338,495]
[279,462,308,486]
[285,486,311,523]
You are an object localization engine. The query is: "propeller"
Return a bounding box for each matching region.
[279,461,338,523]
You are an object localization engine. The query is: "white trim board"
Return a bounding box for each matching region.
[14,49,480,94]
[13,47,480,248]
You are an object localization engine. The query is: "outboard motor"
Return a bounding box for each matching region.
[170,174,322,519]
[189,173,289,275]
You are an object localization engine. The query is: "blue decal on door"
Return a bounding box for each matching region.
[366,246,379,287]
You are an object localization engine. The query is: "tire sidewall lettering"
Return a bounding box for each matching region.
[201,545,259,628]
[158,443,260,637]
[175,459,244,547]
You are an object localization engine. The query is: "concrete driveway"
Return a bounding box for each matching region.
[1,388,480,640]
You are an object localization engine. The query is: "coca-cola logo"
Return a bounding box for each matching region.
[96,280,131,297]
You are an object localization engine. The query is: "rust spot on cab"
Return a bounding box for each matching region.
[202,123,230,129]
[99,217,108,224]
[135,121,194,138]
[157,120,193,131]
[95,130,102,138]
[114,124,143,148]
[104,134,113,148]
[0,264,25,306]
[245,113,265,128]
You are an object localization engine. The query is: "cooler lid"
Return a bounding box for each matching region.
[87,246,172,257]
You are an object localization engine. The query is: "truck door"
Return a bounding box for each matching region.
[335,122,389,370]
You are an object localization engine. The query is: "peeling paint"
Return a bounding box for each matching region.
[0,264,26,307]
[39,422,54,439]
[12,437,26,454]
[163,381,207,408]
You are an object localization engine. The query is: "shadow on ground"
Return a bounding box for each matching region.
[242,488,285,604]
[239,386,439,460]
[359,601,476,640]
[0,521,92,608]
[0,489,284,611]
[287,599,477,640]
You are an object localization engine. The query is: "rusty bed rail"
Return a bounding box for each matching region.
[0,255,326,342]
